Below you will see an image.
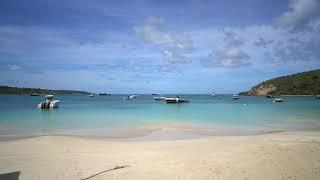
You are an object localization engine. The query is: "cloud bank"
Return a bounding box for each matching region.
[134,16,193,64]
[274,0,320,28]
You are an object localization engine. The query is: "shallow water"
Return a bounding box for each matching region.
[0,94,319,138]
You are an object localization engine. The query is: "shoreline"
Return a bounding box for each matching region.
[1,122,320,142]
[1,131,320,179]
[239,94,319,96]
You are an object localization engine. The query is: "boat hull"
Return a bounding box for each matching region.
[153,96,165,101]
[164,98,189,104]
[273,98,284,103]
[38,100,60,109]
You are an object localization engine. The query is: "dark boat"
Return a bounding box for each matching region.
[316,95,320,99]
[164,95,190,103]
[30,93,40,96]
[266,94,274,98]
[99,93,110,96]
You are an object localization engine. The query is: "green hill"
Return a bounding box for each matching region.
[0,86,89,95]
[240,69,320,96]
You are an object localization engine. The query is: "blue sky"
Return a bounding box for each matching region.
[1,0,320,94]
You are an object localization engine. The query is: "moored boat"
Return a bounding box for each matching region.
[266,94,274,98]
[37,95,60,109]
[164,96,189,104]
[153,96,166,100]
[30,93,40,96]
[124,94,138,100]
[232,94,239,100]
[273,98,284,103]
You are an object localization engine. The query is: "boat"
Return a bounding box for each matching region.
[210,93,216,96]
[89,93,95,97]
[30,93,40,96]
[153,96,166,101]
[37,95,60,109]
[266,94,274,98]
[151,93,157,95]
[273,98,284,102]
[99,93,110,96]
[232,94,239,100]
[124,94,138,100]
[316,95,320,99]
[164,96,189,104]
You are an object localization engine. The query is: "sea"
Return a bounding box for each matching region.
[0,94,319,140]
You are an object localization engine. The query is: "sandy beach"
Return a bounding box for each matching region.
[1,131,320,180]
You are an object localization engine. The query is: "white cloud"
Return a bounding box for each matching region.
[8,64,22,71]
[273,34,320,62]
[162,50,191,64]
[134,16,193,64]
[274,0,320,28]
[253,38,274,48]
[222,30,245,47]
[157,64,177,73]
[194,28,251,68]
[207,48,251,68]
[191,17,320,69]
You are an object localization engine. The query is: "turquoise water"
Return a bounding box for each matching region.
[0,94,319,136]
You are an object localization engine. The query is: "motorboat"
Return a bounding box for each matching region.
[232,94,239,100]
[99,93,110,96]
[273,98,284,103]
[266,94,274,98]
[124,94,138,100]
[89,93,95,97]
[316,95,320,99]
[210,93,216,96]
[164,96,189,103]
[30,93,40,96]
[153,96,166,100]
[38,95,60,109]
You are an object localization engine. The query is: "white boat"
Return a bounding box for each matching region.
[232,94,239,100]
[210,93,216,96]
[38,95,60,109]
[89,93,95,97]
[273,98,284,103]
[153,96,166,100]
[164,97,189,104]
[124,94,138,100]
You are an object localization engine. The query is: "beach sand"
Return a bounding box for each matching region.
[1,131,320,180]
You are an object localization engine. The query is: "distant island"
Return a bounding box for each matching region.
[240,69,320,96]
[0,86,90,95]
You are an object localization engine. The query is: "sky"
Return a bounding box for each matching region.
[0,0,320,94]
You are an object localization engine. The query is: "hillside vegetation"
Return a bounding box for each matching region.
[0,86,89,95]
[240,69,320,96]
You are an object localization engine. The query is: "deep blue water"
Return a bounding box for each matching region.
[0,94,319,136]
